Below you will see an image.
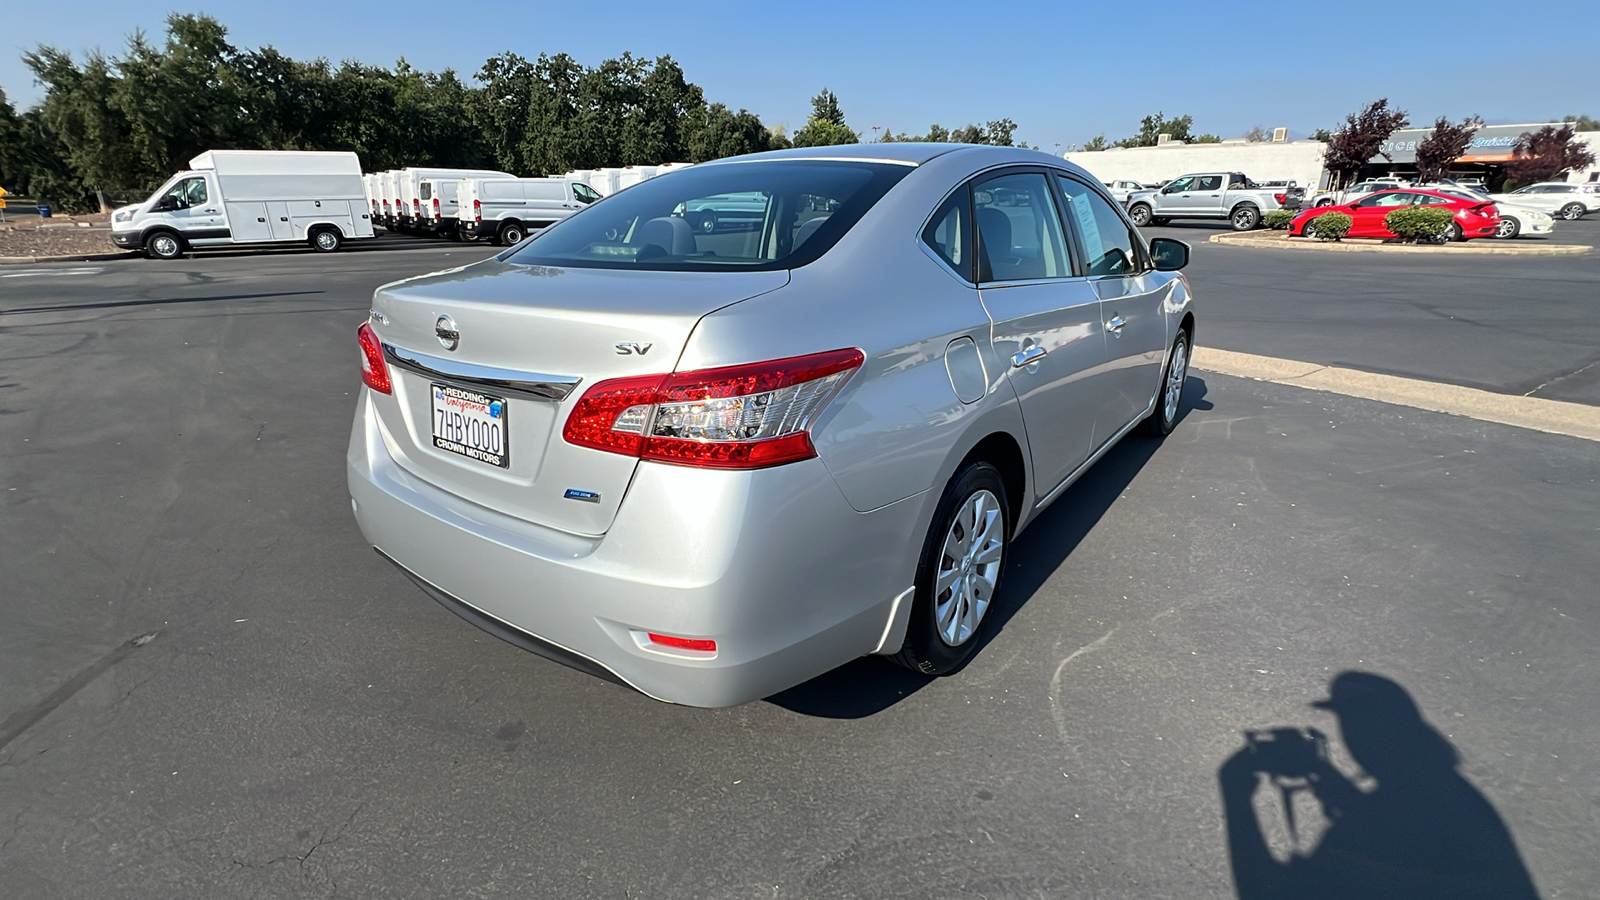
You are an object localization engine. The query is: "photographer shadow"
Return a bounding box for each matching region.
[1220,672,1540,900]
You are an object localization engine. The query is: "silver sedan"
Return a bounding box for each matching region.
[348,143,1196,707]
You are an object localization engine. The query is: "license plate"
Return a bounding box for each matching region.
[431,383,509,468]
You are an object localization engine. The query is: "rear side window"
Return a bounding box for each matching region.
[1196,175,1223,191]
[507,161,910,272]
[922,187,972,280]
[974,171,1071,283]
[1056,176,1141,277]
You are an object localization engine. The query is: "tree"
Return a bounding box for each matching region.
[1414,115,1482,182]
[1560,114,1599,131]
[1114,111,1197,148]
[1082,134,1107,152]
[1506,125,1597,185]
[1322,98,1409,182]
[1242,125,1270,142]
[1310,128,1333,142]
[791,88,858,147]
[1193,134,1222,143]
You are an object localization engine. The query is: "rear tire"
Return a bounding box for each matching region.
[498,222,526,246]
[145,230,184,260]
[1145,327,1191,436]
[1558,203,1584,221]
[892,461,1010,676]
[310,228,342,252]
[1128,204,1153,227]
[1230,205,1260,231]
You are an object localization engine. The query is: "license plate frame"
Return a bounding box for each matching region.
[430,382,510,468]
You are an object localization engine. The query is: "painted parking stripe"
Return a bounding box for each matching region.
[1191,347,1600,443]
[0,267,104,278]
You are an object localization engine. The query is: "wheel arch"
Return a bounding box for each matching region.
[304,222,347,238]
[954,431,1027,536]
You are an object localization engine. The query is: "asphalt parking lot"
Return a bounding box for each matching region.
[2,230,1598,898]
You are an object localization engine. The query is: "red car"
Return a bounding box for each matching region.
[1290,188,1500,241]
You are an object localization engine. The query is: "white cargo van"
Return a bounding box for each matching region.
[110,150,375,259]
[457,177,601,245]
[363,173,379,223]
[380,171,401,230]
[394,167,511,234]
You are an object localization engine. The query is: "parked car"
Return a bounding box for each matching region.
[1289,188,1500,241]
[1491,183,1598,220]
[456,177,600,245]
[1419,185,1554,238]
[1101,179,1148,204]
[110,150,375,258]
[1309,178,1408,208]
[1125,172,1304,230]
[348,143,1196,707]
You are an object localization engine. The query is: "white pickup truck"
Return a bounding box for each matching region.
[1125,172,1304,230]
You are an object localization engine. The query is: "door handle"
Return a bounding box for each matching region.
[202,208,218,213]
[1106,315,1127,334]
[1011,346,1047,368]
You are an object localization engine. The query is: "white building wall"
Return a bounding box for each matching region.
[1567,131,1599,183]
[1063,141,1329,189]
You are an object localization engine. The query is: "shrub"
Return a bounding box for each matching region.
[1305,212,1351,241]
[1384,207,1455,243]
[1261,209,1296,230]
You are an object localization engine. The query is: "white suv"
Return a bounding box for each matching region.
[1494,183,1599,220]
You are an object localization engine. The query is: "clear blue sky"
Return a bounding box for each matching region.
[4,0,1594,149]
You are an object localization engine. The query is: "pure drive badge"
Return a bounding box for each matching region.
[563,489,602,503]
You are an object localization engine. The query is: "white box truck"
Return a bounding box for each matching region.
[110,150,374,258]
[394,167,511,234]
[456,177,602,245]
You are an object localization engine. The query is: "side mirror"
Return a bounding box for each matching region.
[1161,184,1177,194]
[1149,237,1190,272]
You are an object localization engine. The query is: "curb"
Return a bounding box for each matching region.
[0,251,139,265]
[1207,232,1590,256]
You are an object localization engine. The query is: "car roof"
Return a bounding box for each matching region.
[702,142,1062,168]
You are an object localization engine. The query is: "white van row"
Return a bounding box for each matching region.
[362,164,693,245]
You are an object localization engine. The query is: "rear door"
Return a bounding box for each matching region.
[975,169,1109,498]
[1055,174,1172,442]
[1190,174,1227,215]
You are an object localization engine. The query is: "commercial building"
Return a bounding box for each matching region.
[1064,123,1600,192]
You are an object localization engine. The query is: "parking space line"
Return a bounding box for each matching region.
[1192,347,1600,443]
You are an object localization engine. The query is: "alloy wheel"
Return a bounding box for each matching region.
[934,489,1004,647]
[1163,337,1189,425]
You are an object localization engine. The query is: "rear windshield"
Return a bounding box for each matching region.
[505,160,911,271]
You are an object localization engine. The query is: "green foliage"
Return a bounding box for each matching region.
[1383,207,1454,242]
[1261,209,1296,230]
[881,120,1019,145]
[792,89,859,147]
[1306,211,1351,241]
[1082,134,1107,151]
[1193,133,1222,143]
[1561,114,1599,131]
[1310,128,1333,142]
[1114,111,1196,148]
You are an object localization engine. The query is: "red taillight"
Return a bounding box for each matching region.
[562,348,864,469]
[646,633,716,652]
[432,197,440,220]
[1274,193,1287,204]
[357,322,391,394]
[473,198,481,223]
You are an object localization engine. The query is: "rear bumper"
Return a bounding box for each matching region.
[346,392,921,707]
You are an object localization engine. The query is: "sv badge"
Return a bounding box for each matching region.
[615,342,653,356]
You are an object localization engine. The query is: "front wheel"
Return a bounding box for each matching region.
[1495,217,1520,239]
[145,230,184,260]
[892,462,1010,675]
[1145,328,1191,436]
[1128,204,1153,227]
[1230,205,1260,231]
[1558,203,1584,221]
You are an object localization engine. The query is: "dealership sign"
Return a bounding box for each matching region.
[1370,123,1559,164]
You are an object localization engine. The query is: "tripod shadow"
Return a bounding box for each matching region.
[1219,671,1540,899]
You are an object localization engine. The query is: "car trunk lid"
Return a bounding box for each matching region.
[366,260,789,535]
